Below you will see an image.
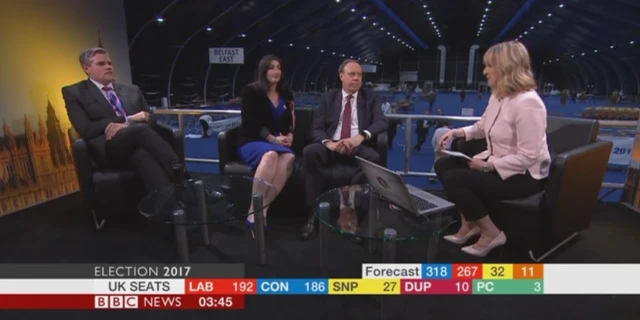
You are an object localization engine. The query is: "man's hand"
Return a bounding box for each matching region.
[105,122,129,140]
[341,134,365,154]
[127,111,150,122]
[325,141,340,152]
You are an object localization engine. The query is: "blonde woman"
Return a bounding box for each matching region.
[435,41,551,257]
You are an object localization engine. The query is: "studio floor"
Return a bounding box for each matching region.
[1,185,639,319]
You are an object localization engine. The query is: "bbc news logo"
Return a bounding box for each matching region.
[95,296,138,309]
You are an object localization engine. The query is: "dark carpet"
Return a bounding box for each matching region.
[1,191,640,319]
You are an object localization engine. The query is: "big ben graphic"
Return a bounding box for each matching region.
[0,100,79,216]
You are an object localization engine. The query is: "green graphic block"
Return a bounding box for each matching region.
[473,280,543,294]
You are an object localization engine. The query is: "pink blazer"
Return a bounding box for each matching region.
[461,90,551,180]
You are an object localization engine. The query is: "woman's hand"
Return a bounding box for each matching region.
[438,130,455,150]
[468,159,495,172]
[283,133,294,147]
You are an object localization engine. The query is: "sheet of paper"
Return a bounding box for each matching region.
[442,150,472,161]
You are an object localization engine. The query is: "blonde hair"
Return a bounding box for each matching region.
[483,41,537,98]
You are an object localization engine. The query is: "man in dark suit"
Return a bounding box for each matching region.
[299,59,387,239]
[62,47,180,192]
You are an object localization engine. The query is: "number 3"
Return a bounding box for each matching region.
[534,282,541,292]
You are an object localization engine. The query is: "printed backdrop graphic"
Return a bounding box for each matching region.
[0,0,131,216]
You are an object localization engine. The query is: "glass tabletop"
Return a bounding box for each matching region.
[313,184,455,241]
[138,175,276,225]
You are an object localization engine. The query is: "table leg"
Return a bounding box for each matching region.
[382,229,397,263]
[253,193,266,265]
[426,213,445,262]
[172,209,189,263]
[318,202,330,276]
[194,180,210,246]
[368,191,377,255]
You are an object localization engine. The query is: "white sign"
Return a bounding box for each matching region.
[598,136,634,165]
[362,64,377,73]
[209,47,244,64]
[461,108,474,116]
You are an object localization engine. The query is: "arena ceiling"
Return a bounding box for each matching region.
[124,0,640,100]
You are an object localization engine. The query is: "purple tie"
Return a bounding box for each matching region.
[102,86,126,117]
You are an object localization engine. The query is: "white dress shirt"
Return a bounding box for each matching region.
[90,78,116,102]
[338,190,356,210]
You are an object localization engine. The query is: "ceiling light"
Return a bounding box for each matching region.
[240,33,246,37]
[427,11,431,15]
[559,4,565,8]
[156,17,164,22]
[530,26,534,30]
[547,13,552,17]
[321,49,324,53]
[556,59,559,61]
[581,52,585,56]
[289,43,293,46]
[594,49,598,53]
[332,52,335,55]
[380,27,384,31]
[267,39,272,42]
[351,8,355,12]
[610,45,615,49]
[423,4,427,8]
[306,46,310,50]
[485,8,489,11]
[206,27,212,31]
[362,16,367,20]
[538,20,542,24]
[373,22,377,26]
[387,32,390,35]
[631,41,635,45]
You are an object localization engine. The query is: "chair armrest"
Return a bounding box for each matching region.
[543,140,613,236]
[155,122,184,161]
[375,132,388,167]
[218,126,241,174]
[68,128,95,207]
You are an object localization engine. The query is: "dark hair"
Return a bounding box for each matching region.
[252,54,287,93]
[338,59,361,73]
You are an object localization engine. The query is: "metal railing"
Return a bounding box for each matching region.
[153,108,626,190]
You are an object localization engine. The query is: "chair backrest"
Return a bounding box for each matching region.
[291,108,314,153]
[546,116,599,155]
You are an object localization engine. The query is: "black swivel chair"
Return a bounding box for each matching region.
[452,116,612,261]
[68,123,184,229]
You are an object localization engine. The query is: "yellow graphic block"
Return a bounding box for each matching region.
[328,279,401,295]
[482,264,514,279]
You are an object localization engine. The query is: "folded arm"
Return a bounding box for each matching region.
[62,87,117,140]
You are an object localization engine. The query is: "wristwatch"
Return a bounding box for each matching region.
[483,163,489,173]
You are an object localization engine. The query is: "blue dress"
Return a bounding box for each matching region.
[238,97,293,170]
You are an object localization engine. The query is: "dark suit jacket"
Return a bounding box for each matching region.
[62,79,152,166]
[311,88,387,146]
[237,85,294,145]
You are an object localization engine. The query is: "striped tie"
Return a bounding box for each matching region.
[102,86,126,117]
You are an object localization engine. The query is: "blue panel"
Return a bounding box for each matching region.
[493,0,540,44]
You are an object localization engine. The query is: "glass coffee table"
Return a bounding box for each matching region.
[139,175,276,263]
[314,184,456,271]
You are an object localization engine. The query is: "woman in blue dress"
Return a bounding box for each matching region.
[237,55,295,237]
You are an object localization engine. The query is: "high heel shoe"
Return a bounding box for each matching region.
[245,219,270,239]
[443,226,480,244]
[461,232,507,257]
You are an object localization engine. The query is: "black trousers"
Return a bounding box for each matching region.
[106,123,180,192]
[303,142,380,206]
[415,127,429,150]
[434,156,545,221]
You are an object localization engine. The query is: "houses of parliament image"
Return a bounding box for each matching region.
[0,100,79,216]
